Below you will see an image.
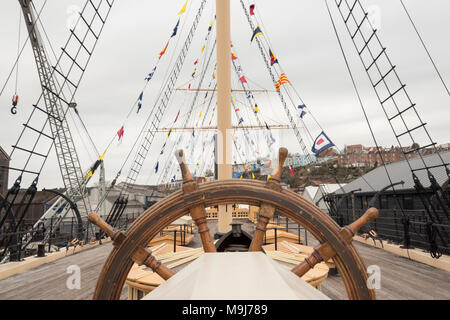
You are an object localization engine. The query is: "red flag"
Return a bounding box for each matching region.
[231,52,238,60]
[239,76,247,83]
[117,126,124,141]
[250,4,255,15]
[188,83,191,89]
[174,110,180,123]
[289,165,295,176]
[194,59,198,65]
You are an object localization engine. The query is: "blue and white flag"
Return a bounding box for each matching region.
[298,104,307,119]
[311,131,334,155]
[300,110,307,119]
[155,161,159,173]
[137,91,144,113]
[145,67,157,82]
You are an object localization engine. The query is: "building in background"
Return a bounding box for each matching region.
[0,146,10,197]
[337,143,450,168]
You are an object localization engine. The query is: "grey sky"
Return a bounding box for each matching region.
[0,0,449,189]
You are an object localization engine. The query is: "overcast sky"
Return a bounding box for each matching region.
[0,0,449,189]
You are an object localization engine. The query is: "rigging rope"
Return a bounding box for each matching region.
[0,0,48,99]
[399,0,449,97]
[14,8,21,96]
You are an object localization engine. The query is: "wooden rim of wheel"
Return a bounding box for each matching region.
[92,178,376,300]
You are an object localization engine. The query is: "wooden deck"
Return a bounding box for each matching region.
[0,220,449,300]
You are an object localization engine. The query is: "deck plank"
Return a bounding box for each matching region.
[0,242,127,300]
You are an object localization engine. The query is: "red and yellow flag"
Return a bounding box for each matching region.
[159,41,169,59]
[275,72,289,92]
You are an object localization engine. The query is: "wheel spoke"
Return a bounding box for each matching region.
[189,205,217,252]
[177,149,216,252]
[88,212,174,280]
[249,203,275,252]
[291,208,378,278]
[250,148,288,251]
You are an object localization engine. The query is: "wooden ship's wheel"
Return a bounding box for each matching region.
[89,148,378,300]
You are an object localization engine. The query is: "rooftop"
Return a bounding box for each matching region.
[335,151,450,194]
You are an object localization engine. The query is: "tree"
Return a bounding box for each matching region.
[411,142,420,150]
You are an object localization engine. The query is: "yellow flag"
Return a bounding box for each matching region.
[178,1,187,15]
[212,72,215,79]
[240,175,243,179]
[201,44,205,53]
[199,110,202,117]
[267,174,271,181]
[99,151,106,161]
[252,172,255,179]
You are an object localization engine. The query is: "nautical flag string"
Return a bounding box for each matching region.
[275,72,289,92]
[137,91,143,113]
[300,110,307,119]
[159,41,169,59]
[85,152,106,180]
[171,19,180,37]
[269,49,278,66]
[187,18,215,91]
[289,165,295,176]
[312,131,335,155]
[178,0,188,15]
[145,67,157,82]
[117,126,124,141]
[251,26,263,43]
[231,42,276,152]
[298,104,307,119]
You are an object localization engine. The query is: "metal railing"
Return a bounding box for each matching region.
[333,208,450,255]
[0,212,140,263]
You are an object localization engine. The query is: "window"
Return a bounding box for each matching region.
[379,196,388,209]
[403,195,414,210]
[361,197,368,209]
[347,197,353,209]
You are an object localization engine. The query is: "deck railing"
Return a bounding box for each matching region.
[332,208,450,255]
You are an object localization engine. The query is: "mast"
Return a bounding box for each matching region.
[216,0,232,234]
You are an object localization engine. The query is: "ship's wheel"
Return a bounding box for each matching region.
[89,148,377,300]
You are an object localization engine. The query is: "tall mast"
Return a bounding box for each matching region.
[216,0,232,234]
